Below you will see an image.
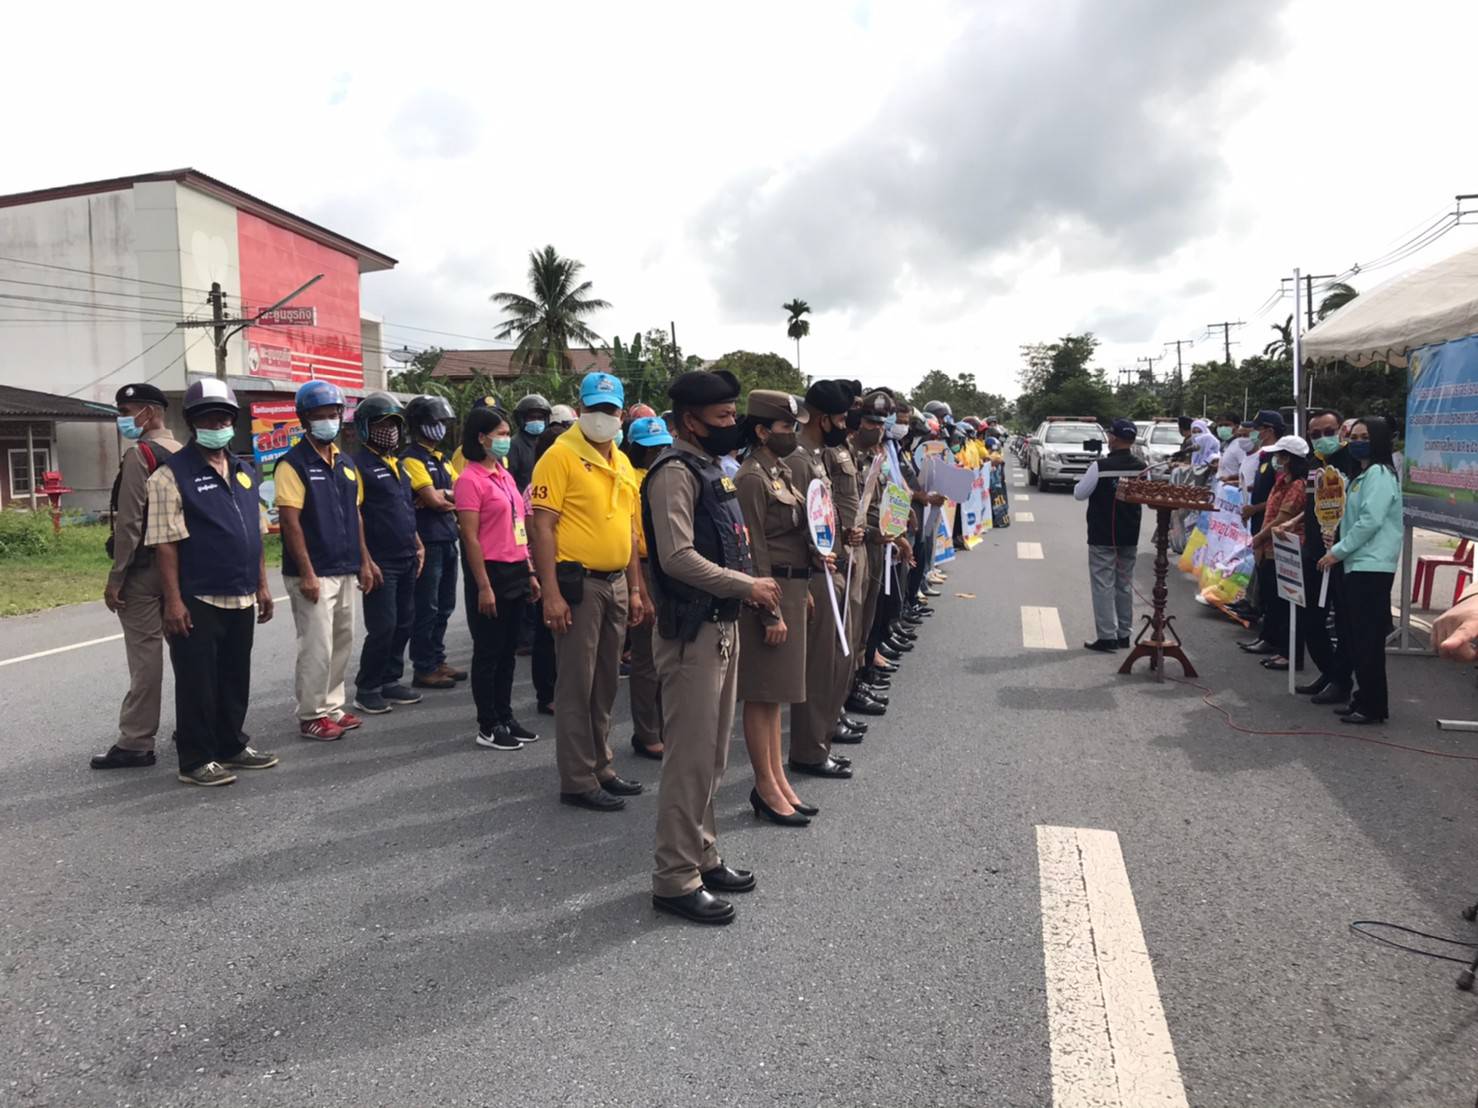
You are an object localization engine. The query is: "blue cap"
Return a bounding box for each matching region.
[1252,408,1286,433]
[580,371,624,409]
[1110,418,1138,440]
[628,416,673,448]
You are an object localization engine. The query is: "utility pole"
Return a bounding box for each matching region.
[1205,321,1244,374]
[1281,272,1335,330]
[208,282,227,380]
[1164,339,1191,417]
[1136,354,1159,383]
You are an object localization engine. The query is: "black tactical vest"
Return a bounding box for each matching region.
[641,447,755,640]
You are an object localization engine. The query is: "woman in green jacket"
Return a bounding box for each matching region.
[1317,418,1402,723]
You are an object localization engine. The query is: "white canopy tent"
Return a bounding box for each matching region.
[1303,241,1478,367]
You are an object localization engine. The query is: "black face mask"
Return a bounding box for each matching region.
[854,426,883,448]
[695,420,744,457]
[822,420,849,448]
[765,432,798,458]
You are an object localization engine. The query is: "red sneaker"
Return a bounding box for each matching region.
[331,710,363,732]
[300,717,346,741]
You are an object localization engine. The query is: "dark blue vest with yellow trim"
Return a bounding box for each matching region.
[353,447,418,564]
[403,441,458,544]
[164,444,263,598]
[279,437,362,577]
[641,447,754,640]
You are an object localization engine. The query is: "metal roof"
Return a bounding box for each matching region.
[0,384,118,421]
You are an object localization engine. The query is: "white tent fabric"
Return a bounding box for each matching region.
[1302,241,1478,367]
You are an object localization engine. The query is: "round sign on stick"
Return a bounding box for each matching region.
[806,479,836,555]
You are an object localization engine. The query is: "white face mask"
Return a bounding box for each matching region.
[886,422,908,441]
[579,411,621,443]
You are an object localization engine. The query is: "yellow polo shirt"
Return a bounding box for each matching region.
[273,442,364,509]
[633,467,649,559]
[530,427,638,572]
[401,447,458,492]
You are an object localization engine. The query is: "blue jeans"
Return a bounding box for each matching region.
[411,541,458,674]
[356,556,416,692]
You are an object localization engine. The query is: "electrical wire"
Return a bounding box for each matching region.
[1348,920,1477,968]
[0,254,216,295]
[61,330,179,397]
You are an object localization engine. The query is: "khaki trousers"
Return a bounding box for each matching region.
[115,563,166,751]
[628,619,662,744]
[843,546,872,667]
[652,619,738,897]
[554,575,627,794]
[286,574,357,720]
[790,569,845,764]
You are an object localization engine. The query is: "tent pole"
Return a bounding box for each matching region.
[1399,524,1414,651]
[1289,269,1304,694]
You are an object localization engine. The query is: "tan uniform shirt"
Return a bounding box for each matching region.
[107,429,182,590]
[643,439,754,601]
[736,448,810,626]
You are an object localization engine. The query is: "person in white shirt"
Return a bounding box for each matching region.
[1218,418,1255,485]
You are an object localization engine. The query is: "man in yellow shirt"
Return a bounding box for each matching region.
[529,371,650,812]
[401,395,465,689]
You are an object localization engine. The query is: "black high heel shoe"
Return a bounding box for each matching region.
[750,788,811,827]
[791,798,819,817]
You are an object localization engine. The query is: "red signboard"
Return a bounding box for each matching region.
[247,342,293,380]
[256,305,317,326]
[237,211,362,388]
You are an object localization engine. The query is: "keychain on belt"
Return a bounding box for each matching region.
[717,621,733,662]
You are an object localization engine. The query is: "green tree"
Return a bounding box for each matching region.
[783,299,811,372]
[1317,281,1359,321]
[907,370,1009,421]
[709,350,805,404]
[1013,333,1112,427]
[1263,315,1294,362]
[491,245,610,371]
[387,347,447,394]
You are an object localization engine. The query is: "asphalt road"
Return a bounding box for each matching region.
[3,462,1478,1107]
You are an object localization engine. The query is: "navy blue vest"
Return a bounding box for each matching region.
[164,444,263,598]
[403,441,458,544]
[279,438,363,578]
[354,447,418,564]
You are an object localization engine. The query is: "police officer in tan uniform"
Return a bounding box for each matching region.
[643,370,781,926]
[785,380,856,780]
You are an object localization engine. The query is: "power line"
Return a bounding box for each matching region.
[0,254,216,295]
[61,329,180,398]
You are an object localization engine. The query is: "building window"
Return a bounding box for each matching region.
[7,448,50,499]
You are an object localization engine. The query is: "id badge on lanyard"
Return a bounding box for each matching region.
[513,516,528,546]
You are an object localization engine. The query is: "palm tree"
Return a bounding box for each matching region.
[492,245,611,371]
[1263,314,1294,362]
[783,298,811,372]
[1316,281,1358,321]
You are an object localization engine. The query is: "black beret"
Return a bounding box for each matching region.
[668,369,741,406]
[804,379,853,415]
[115,382,168,408]
[846,379,863,398]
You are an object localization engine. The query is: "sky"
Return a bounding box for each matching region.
[3,0,1477,402]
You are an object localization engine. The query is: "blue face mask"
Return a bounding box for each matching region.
[1312,435,1341,457]
[613,429,624,448]
[1348,440,1371,461]
[196,427,233,450]
[523,420,546,436]
[116,415,143,440]
[309,418,341,443]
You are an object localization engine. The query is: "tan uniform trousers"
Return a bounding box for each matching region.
[790,568,846,764]
[843,545,871,667]
[652,619,738,897]
[285,574,357,721]
[554,575,628,794]
[627,564,662,745]
[115,563,167,751]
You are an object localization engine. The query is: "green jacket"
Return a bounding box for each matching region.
[1330,464,1402,573]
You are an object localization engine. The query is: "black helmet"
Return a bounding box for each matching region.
[182,379,239,422]
[404,394,455,428]
[923,400,953,421]
[514,393,552,421]
[353,392,404,441]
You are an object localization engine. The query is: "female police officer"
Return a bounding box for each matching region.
[734,390,819,827]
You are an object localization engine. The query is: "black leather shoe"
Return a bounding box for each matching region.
[537,702,555,716]
[887,635,915,652]
[861,671,892,688]
[701,862,757,893]
[653,888,735,925]
[838,717,869,733]
[561,789,625,812]
[751,788,810,827]
[891,626,917,642]
[878,643,903,662]
[600,774,644,797]
[1240,641,1279,655]
[831,726,864,745]
[632,736,663,760]
[1339,711,1385,725]
[1311,684,1351,706]
[90,746,157,770]
[855,686,889,705]
[873,659,899,674]
[790,757,854,779]
[829,753,852,768]
[1083,639,1116,653]
[1296,677,1330,696]
[1116,637,1131,649]
[844,694,885,716]
[792,798,819,816]
[1331,703,1356,716]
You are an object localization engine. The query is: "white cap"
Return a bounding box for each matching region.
[1269,434,1309,458]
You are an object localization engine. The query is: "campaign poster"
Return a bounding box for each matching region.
[989,460,1012,528]
[250,400,303,532]
[879,483,912,537]
[805,479,836,554]
[933,503,957,565]
[1272,531,1306,607]
[1179,481,1254,610]
[1404,333,1478,537]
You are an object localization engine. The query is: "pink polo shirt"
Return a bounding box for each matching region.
[454,460,529,564]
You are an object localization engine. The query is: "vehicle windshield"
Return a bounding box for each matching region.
[1045,424,1100,444]
[1150,425,1183,445]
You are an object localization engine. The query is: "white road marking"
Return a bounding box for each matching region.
[1017,494,1031,502]
[1037,825,1188,1108]
[1018,542,1044,560]
[0,596,290,668]
[1016,512,1036,522]
[1020,605,1066,649]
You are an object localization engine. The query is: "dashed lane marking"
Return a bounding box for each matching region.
[1037,825,1188,1108]
[1018,542,1044,560]
[1016,512,1036,522]
[0,597,290,668]
[1017,494,1031,501]
[1020,605,1066,649]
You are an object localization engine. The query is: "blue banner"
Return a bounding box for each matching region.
[1405,333,1478,538]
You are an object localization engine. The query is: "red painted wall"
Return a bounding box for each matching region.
[237,211,363,388]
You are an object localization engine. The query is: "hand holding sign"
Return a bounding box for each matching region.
[806,479,849,657]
